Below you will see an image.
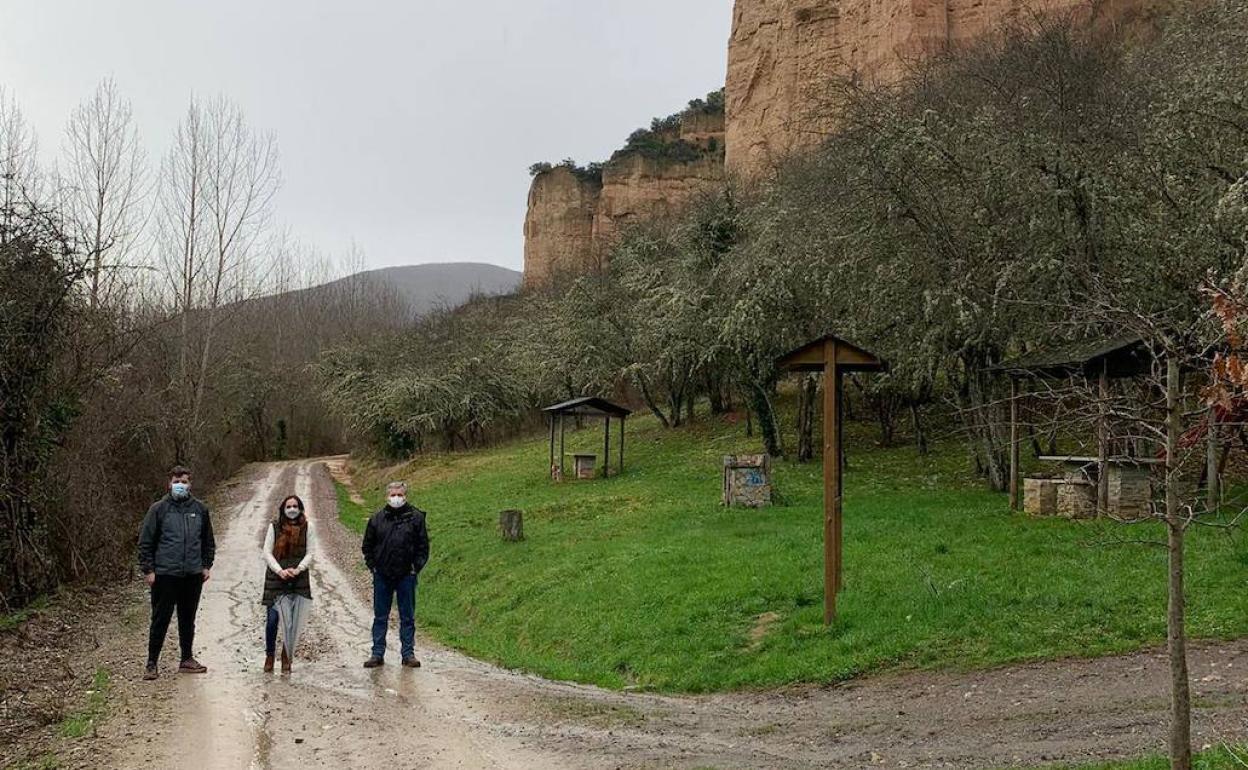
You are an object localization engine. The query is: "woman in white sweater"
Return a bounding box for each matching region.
[261,495,315,673]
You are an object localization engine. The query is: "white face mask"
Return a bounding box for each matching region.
[283,506,301,519]
[388,495,406,509]
[171,481,190,499]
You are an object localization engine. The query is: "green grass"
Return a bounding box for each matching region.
[1043,745,1248,768]
[0,595,49,632]
[338,411,1248,693]
[57,668,109,739]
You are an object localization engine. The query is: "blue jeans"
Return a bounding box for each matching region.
[265,606,279,657]
[371,572,416,660]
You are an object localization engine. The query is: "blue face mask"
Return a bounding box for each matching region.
[171,482,190,500]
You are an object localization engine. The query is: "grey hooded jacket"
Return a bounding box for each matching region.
[137,494,216,577]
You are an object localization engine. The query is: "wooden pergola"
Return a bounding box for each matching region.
[996,335,1155,513]
[542,397,631,479]
[778,334,886,624]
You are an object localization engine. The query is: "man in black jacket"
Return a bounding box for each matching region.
[361,481,429,668]
[137,465,215,680]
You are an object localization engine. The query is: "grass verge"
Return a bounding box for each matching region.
[57,667,109,739]
[1046,745,1248,768]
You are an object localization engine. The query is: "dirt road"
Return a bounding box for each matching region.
[88,458,1248,769]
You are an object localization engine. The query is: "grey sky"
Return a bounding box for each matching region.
[0,1,732,272]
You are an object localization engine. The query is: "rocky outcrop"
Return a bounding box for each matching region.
[522,167,602,287]
[592,152,725,246]
[523,109,725,288]
[724,0,1159,175]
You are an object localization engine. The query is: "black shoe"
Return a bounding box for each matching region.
[363,656,384,668]
[143,663,159,680]
[402,657,421,669]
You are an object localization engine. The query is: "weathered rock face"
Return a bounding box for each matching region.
[592,152,725,246]
[522,167,603,287]
[724,0,1155,175]
[523,115,725,288]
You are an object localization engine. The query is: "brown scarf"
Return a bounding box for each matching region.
[274,516,307,561]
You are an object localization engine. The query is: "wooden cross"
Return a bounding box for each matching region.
[778,335,885,624]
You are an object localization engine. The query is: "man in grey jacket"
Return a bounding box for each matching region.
[137,465,216,680]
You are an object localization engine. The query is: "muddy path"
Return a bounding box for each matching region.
[85,458,1248,769]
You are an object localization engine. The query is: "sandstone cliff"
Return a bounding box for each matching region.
[724,0,1159,175]
[525,0,1161,284]
[523,103,725,288]
[522,167,602,287]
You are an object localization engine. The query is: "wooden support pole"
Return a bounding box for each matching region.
[822,338,842,624]
[549,414,556,477]
[603,415,611,478]
[559,414,566,478]
[619,416,625,475]
[1009,377,1020,511]
[1097,361,1110,516]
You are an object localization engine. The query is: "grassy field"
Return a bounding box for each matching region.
[335,409,1248,693]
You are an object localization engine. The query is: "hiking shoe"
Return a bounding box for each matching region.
[362,656,384,668]
[143,663,159,680]
[178,658,208,674]
[402,657,421,669]
[263,655,275,673]
[280,649,292,673]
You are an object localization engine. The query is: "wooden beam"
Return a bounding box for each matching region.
[559,414,566,478]
[619,416,625,475]
[823,337,842,624]
[1009,378,1020,511]
[603,415,611,478]
[549,414,556,477]
[1097,361,1109,515]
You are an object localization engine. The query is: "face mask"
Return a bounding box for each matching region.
[284,506,301,519]
[388,495,406,509]
[171,482,190,499]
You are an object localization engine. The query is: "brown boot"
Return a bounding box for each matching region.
[280,649,291,673]
[178,658,208,674]
[263,655,275,673]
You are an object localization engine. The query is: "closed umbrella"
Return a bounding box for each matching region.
[273,592,312,658]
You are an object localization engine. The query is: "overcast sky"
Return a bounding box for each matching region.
[0,1,732,273]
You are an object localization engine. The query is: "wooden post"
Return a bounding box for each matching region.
[559,413,566,478]
[549,414,556,477]
[619,416,625,474]
[1009,377,1020,511]
[1206,406,1219,513]
[1097,361,1110,516]
[822,337,842,623]
[603,415,611,478]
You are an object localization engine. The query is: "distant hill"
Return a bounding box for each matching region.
[306,262,521,318]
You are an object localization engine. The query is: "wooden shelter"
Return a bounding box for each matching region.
[778,334,886,624]
[542,397,631,480]
[996,335,1157,514]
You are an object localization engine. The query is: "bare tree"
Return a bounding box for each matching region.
[0,86,40,241]
[61,78,149,308]
[157,95,280,462]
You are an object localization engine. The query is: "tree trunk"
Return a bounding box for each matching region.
[1165,353,1192,770]
[499,510,524,542]
[797,375,817,463]
[910,401,928,455]
[966,368,1007,492]
[750,381,783,457]
[634,372,671,428]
